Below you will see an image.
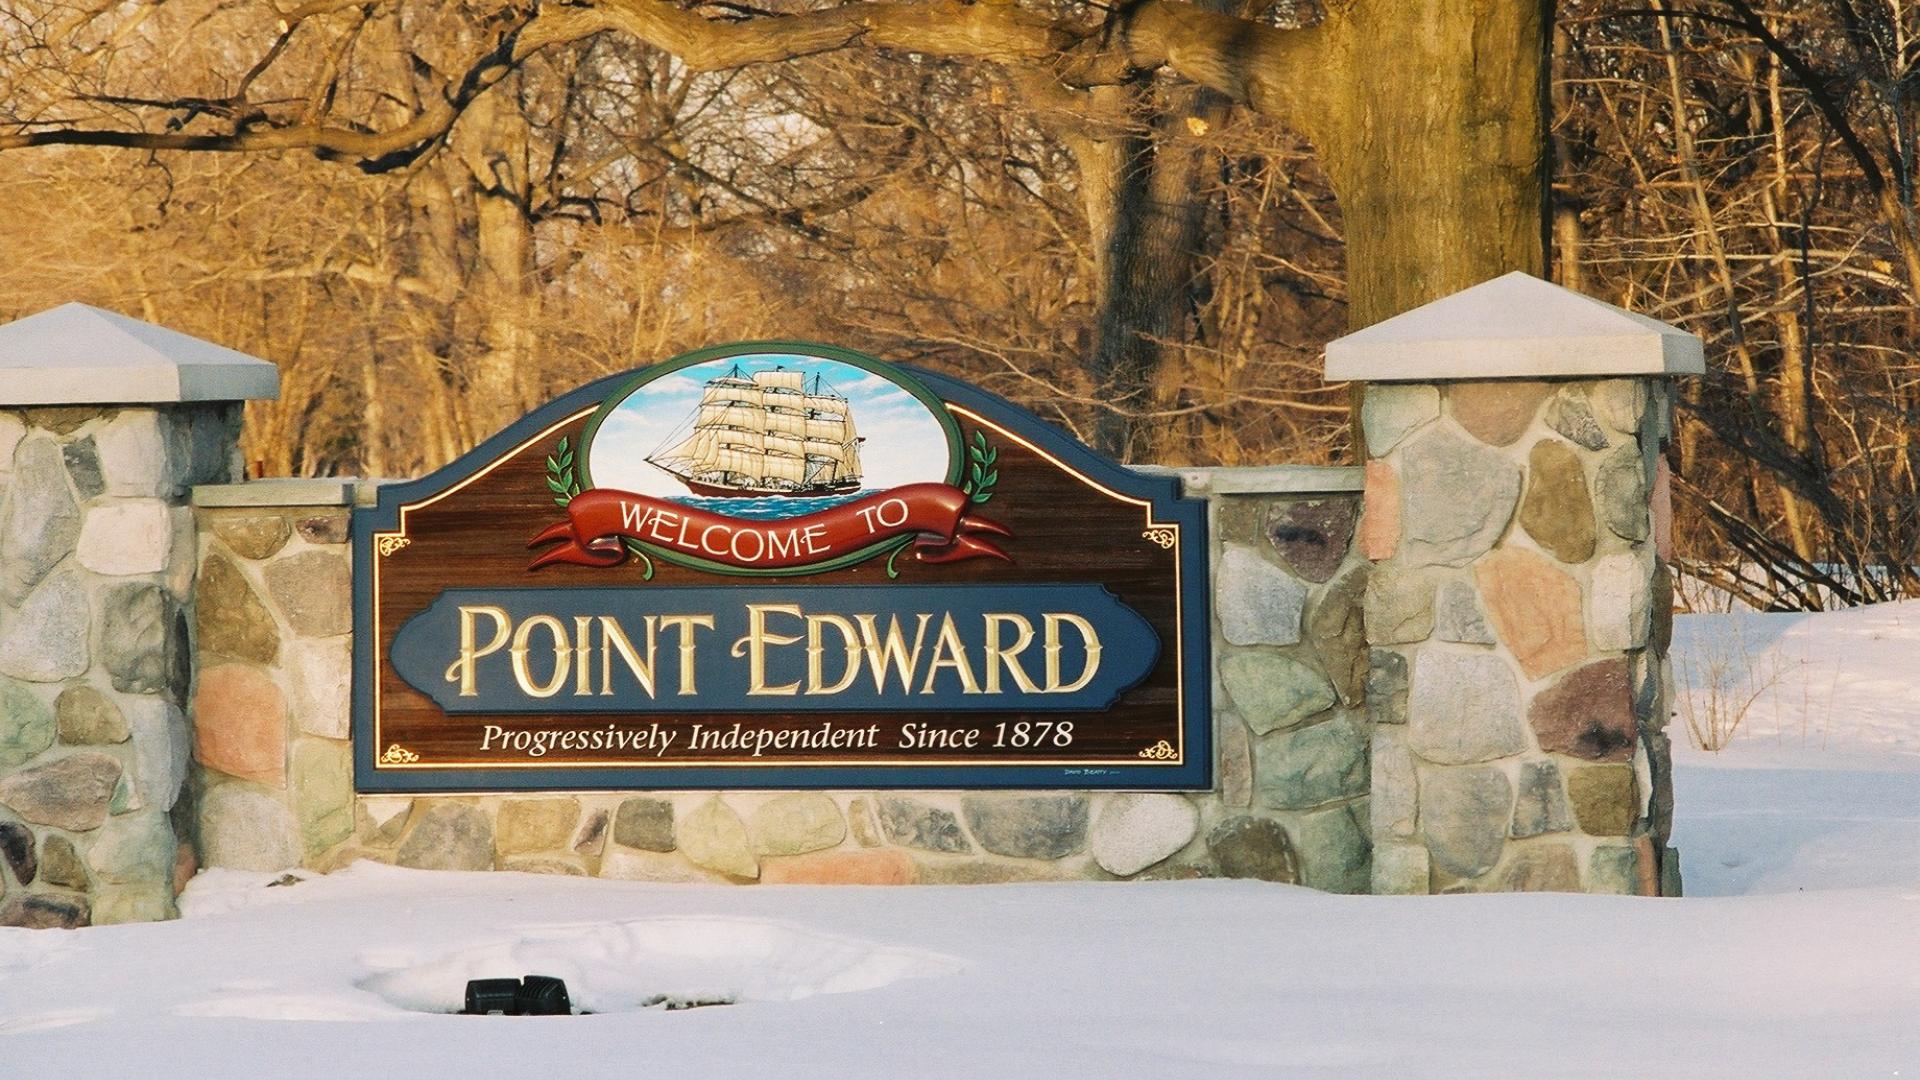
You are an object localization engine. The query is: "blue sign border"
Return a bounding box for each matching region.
[352,344,1212,792]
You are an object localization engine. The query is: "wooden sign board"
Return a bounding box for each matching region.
[351,344,1211,791]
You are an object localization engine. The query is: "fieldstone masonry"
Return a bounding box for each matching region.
[1329,272,1703,895]
[0,274,1704,920]
[0,302,275,926]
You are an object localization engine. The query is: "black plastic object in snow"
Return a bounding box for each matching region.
[460,976,574,1016]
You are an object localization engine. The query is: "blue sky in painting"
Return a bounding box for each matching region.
[586,354,952,498]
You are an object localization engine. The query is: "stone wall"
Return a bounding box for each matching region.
[1358,379,1679,895]
[0,404,241,927]
[186,469,1377,889]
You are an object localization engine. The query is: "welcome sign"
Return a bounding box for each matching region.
[352,344,1211,791]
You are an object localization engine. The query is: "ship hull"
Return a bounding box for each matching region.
[680,477,862,499]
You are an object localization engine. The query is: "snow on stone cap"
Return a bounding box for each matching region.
[0,302,279,405]
[1324,271,1706,382]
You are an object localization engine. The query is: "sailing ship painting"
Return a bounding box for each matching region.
[647,365,862,498]
[582,351,956,522]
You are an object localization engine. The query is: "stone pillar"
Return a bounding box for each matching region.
[1326,273,1701,895]
[187,479,358,875]
[0,303,276,924]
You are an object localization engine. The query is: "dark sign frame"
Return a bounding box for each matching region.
[352,346,1211,792]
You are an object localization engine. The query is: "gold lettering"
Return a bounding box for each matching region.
[981,613,1041,694]
[510,614,571,698]
[732,603,802,695]
[920,613,982,695]
[573,616,593,697]
[445,605,511,697]
[806,613,862,695]
[598,615,658,698]
[854,613,932,694]
[657,615,714,695]
[1043,613,1102,693]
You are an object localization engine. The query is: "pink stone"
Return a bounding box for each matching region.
[1360,460,1400,560]
[1447,381,1553,446]
[760,848,915,885]
[1653,456,1673,561]
[1474,548,1589,680]
[192,663,287,786]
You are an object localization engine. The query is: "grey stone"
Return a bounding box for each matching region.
[1371,726,1417,840]
[1363,566,1437,644]
[124,696,189,813]
[95,411,173,498]
[1588,844,1637,894]
[0,820,36,884]
[1510,760,1574,838]
[878,797,972,853]
[612,797,675,852]
[0,752,120,831]
[264,551,351,637]
[1408,651,1525,765]
[1366,648,1409,725]
[1264,498,1358,583]
[88,812,175,885]
[292,739,353,855]
[40,834,86,889]
[749,793,846,856]
[287,637,351,739]
[1546,388,1611,451]
[55,684,127,745]
[396,802,494,871]
[101,582,171,694]
[1307,566,1368,706]
[61,436,104,498]
[1220,652,1337,734]
[677,797,758,878]
[0,413,23,471]
[1089,793,1198,876]
[1417,765,1513,879]
[75,499,173,576]
[1362,383,1440,455]
[1372,842,1431,894]
[0,569,89,683]
[1293,801,1371,893]
[211,513,290,560]
[503,855,589,877]
[1218,715,1252,807]
[1255,715,1368,810]
[1661,845,1683,897]
[0,893,89,929]
[194,554,279,664]
[1591,380,1645,434]
[1398,431,1523,567]
[1216,544,1308,646]
[1595,446,1649,541]
[0,439,80,604]
[199,785,301,871]
[1433,580,1495,645]
[961,795,1087,859]
[0,677,55,766]
[1206,817,1300,883]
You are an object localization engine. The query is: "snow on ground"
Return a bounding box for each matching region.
[3,605,1920,1078]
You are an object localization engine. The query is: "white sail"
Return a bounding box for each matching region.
[804,416,847,441]
[715,447,763,477]
[703,382,761,408]
[804,393,844,414]
[754,370,805,393]
[762,452,807,484]
[804,437,851,465]
[765,409,808,438]
[765,432,806,457]
[701,403,766,432]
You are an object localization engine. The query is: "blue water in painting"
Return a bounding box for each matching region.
[666,490,879,521]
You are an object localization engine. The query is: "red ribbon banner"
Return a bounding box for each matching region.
[527,483,1012,571]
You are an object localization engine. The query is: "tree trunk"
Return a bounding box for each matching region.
[1318,0,1551,331]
